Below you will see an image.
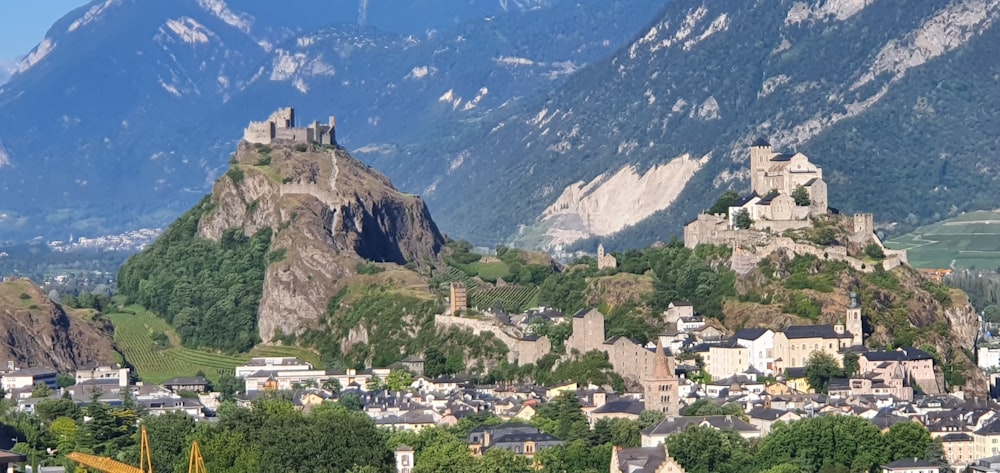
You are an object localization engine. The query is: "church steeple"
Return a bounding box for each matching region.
[846,291,863,347]
[642,341,679,415]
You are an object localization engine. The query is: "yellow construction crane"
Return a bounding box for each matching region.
[67,425,208,473]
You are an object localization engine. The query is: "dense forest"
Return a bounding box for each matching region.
[117,197,272,352]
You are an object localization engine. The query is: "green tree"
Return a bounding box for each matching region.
[842,352,860,377]
[804,351,843,394]
[665,425,749,473]
[532,392,590,441]
[475,448,533,473]
[863,243,886,260]
[638,410,665,430]
[733,208,753,229]
[708,190,740,216]
[31,383,52,398]
[884,422,934,462]
[387,370,414,392]
[792,185,811,206]
[322,378,343,394]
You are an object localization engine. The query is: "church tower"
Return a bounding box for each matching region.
[749,137,774,195]
[642,342,679,416]
[846,291,863,347]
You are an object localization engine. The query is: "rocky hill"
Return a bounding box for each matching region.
[0,0,663,241]
[118,140,445,350]
[0,279,116,371]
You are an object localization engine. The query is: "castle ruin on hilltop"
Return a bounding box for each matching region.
[684,138,907,273]
[243,107,336,146]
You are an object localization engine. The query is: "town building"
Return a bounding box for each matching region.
[610,446,686,473]
[395,445,414,473]
[467,423,562,458]
[641,415,760,447]
[880,458,941,473]
[162,376,211,394]
[734,328,775,374]
[75,364,130,388]
[2,367,58,392]
[859,347,938,394]
[234,357,313,378]
[704,339,750,381]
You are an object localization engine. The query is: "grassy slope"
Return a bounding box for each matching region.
[885,210,1000,270]
[108,306,321,384]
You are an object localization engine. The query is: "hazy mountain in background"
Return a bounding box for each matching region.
[388,0,1000,250]
[0,0,663,241]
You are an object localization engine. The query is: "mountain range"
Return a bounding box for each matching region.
[0,0,663,241]
[2,0,1000,252]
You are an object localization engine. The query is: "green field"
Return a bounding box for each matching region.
[885,210,1000,270]
[108,308,321,384]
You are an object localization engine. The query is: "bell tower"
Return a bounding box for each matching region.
[749,137,773,195]
[846,291,863,347]
[642,342,679,416]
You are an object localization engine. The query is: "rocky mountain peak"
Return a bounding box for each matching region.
[195,138,444,342]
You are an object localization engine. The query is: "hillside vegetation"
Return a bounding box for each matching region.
[117,196,272,353]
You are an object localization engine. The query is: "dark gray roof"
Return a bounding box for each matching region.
[827,378,850,392]
[771,154,794,162]
[747,407,792,421]
[751,137,771,147]
[615,446,667,473]
[862,348,934,362]
[592,399,645,415]
[803,178,819,186]
[784,367,807,378]
[883,458,940,469]
[643,415,759,436]
[162,376,209,386]
[782,325,853,339]
[977,419,1000,436]
[734,328,769,341]
[940,432,973,442]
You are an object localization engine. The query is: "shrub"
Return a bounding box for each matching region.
[863,243,885,259]
[226,168,244,184]
[293,143,309,152]
[18,293,31,300]
[267,248,287,264]
[257,155,272,166]
[355,262,385,275]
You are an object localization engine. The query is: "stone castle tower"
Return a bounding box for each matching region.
[641,342,679,415]
[596,244,617,270]
[749,138,774,194]
[449,283,467,314]
[846,291,863,347]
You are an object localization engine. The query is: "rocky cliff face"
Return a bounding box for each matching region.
[0,280,116,370]
[197,142,444,342]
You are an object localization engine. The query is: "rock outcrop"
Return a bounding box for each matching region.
[196,142,445,342]
[0,279,116,370]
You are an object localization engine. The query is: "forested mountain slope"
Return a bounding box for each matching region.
[401,0,1000,249]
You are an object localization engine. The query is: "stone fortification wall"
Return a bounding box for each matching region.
[752,218,811,233]
[603,337,658,382]
[435,315,550,365]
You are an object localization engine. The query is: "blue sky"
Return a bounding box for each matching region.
[0,0,88,60]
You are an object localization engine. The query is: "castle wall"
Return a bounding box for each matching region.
[567,310,607,354]
[244,121,274,144]
[435,315,550,365]
[604,337,658,382]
